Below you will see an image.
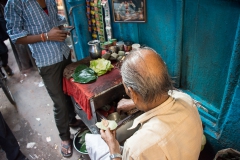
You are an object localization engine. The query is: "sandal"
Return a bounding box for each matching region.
[61,141,73,158]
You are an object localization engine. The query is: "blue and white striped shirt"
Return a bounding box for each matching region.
[4,0,70,67]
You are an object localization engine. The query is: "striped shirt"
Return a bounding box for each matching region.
[4,0,70,67]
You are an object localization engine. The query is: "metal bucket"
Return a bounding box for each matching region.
[73,129,91,160]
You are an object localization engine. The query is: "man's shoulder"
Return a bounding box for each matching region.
[169,90,196,110]
[169,90,193,101]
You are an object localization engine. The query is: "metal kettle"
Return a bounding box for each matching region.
[88,40,102,59]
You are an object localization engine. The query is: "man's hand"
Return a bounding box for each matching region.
[47,27,68,41]
[117,98,136,113]
[100,128,120,154]
[61,26,74,36]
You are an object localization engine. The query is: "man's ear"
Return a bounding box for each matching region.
[128,87,138,103]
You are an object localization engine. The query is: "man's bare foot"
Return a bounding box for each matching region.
[61,140,72,157]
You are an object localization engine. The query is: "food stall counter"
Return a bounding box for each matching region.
[63,57,126,133]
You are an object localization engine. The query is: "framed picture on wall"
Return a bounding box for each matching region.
[112,0,146,22]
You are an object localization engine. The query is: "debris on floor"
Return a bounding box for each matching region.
[20,74,28,83]
[29,154,39,159]
[33,154,39,159]
[29,154,35,159]
[46,137,51,142]
[54,144,58,150]
[38,81,44,87]
[26,142,36,148]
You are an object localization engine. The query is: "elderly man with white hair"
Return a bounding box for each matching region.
[100,47,203,160]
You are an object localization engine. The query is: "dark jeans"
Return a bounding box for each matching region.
[38,56,76,141]
[0,41,8,67]
[0,52,8,67]
[0,112,26,160]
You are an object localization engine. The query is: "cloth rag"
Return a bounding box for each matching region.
[85,134,110,160]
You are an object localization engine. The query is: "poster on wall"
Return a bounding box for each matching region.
[112,0,146,22]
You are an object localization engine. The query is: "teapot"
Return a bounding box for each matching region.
[88,40,102,59]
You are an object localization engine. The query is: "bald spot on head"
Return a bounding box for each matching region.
[130,49,166,79]
[121,48,172,103]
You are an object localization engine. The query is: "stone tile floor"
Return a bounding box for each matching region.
[0,40,81,160]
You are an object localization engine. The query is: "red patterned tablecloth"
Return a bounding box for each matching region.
[63,58,122,119]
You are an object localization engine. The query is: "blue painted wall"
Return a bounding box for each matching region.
[65,0,91,60]
[111,0,183,86]
[64,0,240,152]
[181,0,240,152]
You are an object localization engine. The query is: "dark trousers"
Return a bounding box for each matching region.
[0,112,26,160]
[0,41,8,67]
[38,56,76,141]
[0,52,8,66]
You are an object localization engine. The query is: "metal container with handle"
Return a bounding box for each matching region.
[88,40,102,59]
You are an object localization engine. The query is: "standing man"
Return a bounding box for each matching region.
[4,0,84,157]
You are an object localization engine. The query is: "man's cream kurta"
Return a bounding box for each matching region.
[122,90,203,160]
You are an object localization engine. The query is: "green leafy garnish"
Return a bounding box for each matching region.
[78,130,90,138]
[72,65,97,83]
[79,130,90,144]
[89,58,114,76]
[77,130,90,154]
[80,142,87,153]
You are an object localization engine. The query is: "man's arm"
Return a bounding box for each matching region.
[117,98,136,113]
[16,27,69,44]
[4,0,68,44]
[100,128,122,160]
[4,0,29,43]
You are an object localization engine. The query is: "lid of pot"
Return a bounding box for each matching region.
[116,41,124,46]
[132,43,140,48]
[88,40,100,45]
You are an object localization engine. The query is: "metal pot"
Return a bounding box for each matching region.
[88,40,102,59]
[107,112,128,123]
[73,129,91,160]
[107,112,121,123]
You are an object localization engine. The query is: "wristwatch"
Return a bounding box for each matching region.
[109,153,122,159]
